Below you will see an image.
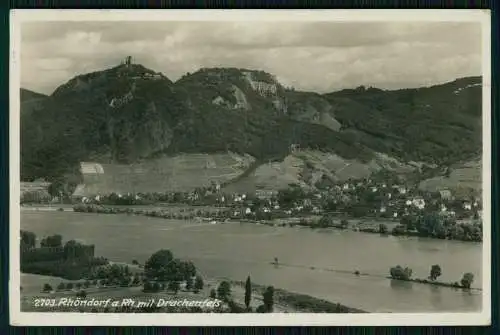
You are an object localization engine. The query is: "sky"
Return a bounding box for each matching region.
[20,21,483,95]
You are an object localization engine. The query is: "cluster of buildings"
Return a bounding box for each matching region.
[23,155,482,224]
[317,177,482,221]
[20,180,53,204]
[68,169,483,223]
[21,242,95,264]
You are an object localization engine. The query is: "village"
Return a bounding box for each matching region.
[21,167,483,243]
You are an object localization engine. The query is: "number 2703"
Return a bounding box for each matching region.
[33,298,56,307]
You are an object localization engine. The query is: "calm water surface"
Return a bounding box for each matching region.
[21,211,483,312]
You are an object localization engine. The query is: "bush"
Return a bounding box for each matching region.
[194,276,204,293]
[460,272,474,289]
[42,283,53,292]
[256,304,267,313]
[391,225,407,236]
[209,288,217,299]
[40,234,63,248]
[379,223,388,234]
[340,219,349,228]
[76,290,87,298]
[168,281,180,294]
[143,281,153,292]
[217,281,231,301]
[263,286,275,312]
[389,265,413,280]
[185,277,193,291]
[429,265,442,281]
[281,294,353,313]
[228,300,246,313]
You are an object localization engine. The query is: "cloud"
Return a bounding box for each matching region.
[20,21,482,95]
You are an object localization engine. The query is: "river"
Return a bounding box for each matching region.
[20,211,483,313]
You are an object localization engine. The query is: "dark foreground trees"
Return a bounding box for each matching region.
[40,234,63,248]
[21,230,36,249]
[144,249,174,279]
[217,281,231,302]
[194,276,204,293]
[244,276,252,310]
[262,286,275,312]
[144,249,197,283]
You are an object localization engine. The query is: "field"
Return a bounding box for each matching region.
[419,160,482,194]
[77,153,255,195]
[74,149,479,199]
[224,149,418,194]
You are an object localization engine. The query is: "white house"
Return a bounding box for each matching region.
[439,189,453,201]
[245,208,252,215]
[412,197,426,210]
[463,202,472,210]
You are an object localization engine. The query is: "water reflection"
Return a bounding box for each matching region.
[389,279,413,290]
[430,284,442,306]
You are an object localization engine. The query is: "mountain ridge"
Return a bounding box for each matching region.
[20,61,482,192]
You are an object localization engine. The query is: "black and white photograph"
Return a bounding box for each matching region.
[10,9,491,326]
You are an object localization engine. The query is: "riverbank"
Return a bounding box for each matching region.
[385,276,481,291]
[228,279,366,313]
[68,203,482,243]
